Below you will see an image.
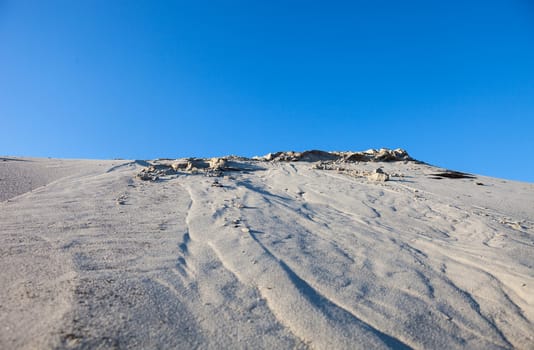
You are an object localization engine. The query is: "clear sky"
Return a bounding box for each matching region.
[1,1,533,182]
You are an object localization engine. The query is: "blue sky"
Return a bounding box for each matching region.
[1,1,533,182]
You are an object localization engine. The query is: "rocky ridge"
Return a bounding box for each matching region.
[136,148,413,182]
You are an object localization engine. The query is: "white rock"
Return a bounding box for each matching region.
[368,171,389,182]
[209,158,227,170]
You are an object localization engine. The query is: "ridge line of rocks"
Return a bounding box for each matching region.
[136,148,413,182]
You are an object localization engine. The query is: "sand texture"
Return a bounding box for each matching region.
[1,151,533,349]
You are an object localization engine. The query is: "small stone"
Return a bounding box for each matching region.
[137,172,153,181]
[368,169,389,182]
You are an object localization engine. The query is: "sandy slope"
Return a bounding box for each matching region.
[0,157,126,202]
[0,154,532,349]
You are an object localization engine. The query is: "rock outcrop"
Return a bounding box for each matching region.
[137,149,413,181]
[261,148,412,163]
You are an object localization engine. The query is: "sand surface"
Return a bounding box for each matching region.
[0,152,532,349]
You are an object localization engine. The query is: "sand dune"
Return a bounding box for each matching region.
[0,157,122,202]
[1,151,532,349]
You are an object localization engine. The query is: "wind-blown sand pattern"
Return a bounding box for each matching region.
[1,150,533,349]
